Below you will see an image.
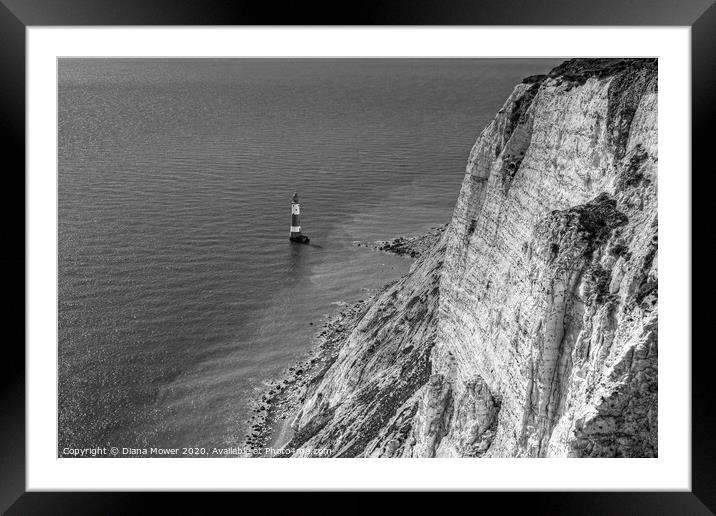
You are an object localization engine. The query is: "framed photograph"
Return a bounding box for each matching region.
[4,0,711,511]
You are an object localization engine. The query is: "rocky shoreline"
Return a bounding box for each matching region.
[353,224,447,258]
[241,296,377,456]
[241,227,441,456]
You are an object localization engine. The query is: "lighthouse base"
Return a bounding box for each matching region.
[290,234,310,244]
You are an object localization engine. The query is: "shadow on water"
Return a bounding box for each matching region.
[285,240,316,276]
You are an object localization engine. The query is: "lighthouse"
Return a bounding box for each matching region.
[289,192,310,243]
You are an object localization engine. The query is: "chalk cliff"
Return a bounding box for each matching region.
[287,59,658,458]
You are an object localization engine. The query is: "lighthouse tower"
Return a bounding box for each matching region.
[289,192,309,243]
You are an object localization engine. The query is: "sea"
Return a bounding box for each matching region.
[58,58,561,455]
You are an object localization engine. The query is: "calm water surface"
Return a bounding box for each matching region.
[58,58,561,454]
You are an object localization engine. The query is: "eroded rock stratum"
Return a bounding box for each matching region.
[286,59,658,458]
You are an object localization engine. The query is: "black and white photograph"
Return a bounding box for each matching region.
[58,57,658,459]
[4,0,708,505]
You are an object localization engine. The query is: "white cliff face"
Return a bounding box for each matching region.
[290,240,445,456]
[287,59,658,458]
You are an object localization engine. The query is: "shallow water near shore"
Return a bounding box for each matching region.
[58,58,562,455]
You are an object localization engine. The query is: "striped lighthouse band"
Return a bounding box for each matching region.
[290,192,302,236]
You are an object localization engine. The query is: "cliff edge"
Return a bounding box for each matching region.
[286,59,658,458]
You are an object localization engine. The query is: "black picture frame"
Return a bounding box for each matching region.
[2,0,710,512]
